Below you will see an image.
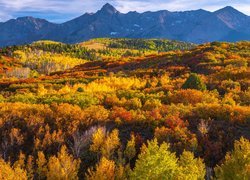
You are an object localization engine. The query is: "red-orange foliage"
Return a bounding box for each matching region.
[110,106,133,122]
[164,115,189,129]
[169,89,204,105]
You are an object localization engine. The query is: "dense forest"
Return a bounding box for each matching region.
[0,39,249,179]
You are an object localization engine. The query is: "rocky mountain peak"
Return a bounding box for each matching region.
[99,3,118,14]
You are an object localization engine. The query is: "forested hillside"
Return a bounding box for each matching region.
[0,39,249,179]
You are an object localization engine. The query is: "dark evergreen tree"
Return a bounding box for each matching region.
[182,73,206,91]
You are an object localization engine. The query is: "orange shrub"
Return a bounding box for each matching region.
[169,89,204,105]
[193,104,250,123]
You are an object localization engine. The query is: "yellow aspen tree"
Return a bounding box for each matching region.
[124,134,136,162]
[36,151,47,179]
[86,157,115,180]
[177,151,206,180]
[215,137,250,180]
[130,139,178,179]
[90,127,106,158]
[0,158,27,180]
[101,129,120,159]
[47,145,81,180]
[26,155,34,180]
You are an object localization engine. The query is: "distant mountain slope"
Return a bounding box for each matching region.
[0,17,57,47]
[214,6,250,33]
[0,3,249,47]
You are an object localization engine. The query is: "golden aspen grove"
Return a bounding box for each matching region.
[0,38,249,179]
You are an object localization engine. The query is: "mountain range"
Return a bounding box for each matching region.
[0,3,250,47]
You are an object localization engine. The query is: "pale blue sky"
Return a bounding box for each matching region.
[0,0,249,22]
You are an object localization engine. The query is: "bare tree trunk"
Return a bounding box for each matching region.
[206,166,213,180]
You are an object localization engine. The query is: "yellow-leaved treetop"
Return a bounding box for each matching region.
[86,157,116,180]
[0,158,27,180]
[90,128,120,159]
[124,134,136,162]
[215,137,250,180]
[130,139,178,179]
[101,129,120,159]
[90,127,106,156]
[177,151,206,180]
[36,151,47,179]
[47,145,81,180]
[130,139,206,180]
